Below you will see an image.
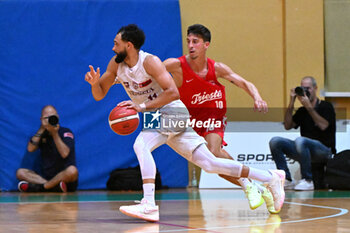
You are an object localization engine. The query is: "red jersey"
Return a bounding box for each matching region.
[178,56,227,122]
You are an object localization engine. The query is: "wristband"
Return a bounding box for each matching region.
[139,103,146,111]
[34,133,42,137]
[29,138,39,146]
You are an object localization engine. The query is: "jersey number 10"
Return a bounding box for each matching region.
[215,101,223,109]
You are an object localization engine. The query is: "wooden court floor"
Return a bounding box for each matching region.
[0,189,349,233]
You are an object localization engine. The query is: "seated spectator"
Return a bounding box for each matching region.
[269,76,335,191]
[17,105,78,192]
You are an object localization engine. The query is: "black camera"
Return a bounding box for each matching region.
[295,86,310,98]
[48,115,59,126]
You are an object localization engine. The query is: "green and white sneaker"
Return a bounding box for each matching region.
[261,185,280,214]
[244,183,264,210]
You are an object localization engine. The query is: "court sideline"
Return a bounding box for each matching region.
[0,189,349,233]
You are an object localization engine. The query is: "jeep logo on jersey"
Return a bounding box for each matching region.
[191,90,222,105]
[132,79,152,90]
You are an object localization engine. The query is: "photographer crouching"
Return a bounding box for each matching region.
[17,105,78,192]
[269,76,336,190]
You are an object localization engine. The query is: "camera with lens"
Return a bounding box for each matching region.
[48,115,59,126]
[295,86,310,98]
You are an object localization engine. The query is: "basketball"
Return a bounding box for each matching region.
[108,106,139,135]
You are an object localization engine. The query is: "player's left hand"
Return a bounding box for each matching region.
[118,100,142,112]
[254,99,268,113]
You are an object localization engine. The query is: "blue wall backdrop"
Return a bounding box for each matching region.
[0,0,188,191]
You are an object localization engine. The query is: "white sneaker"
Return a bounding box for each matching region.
[294,179,314,191]
[266,170,285,212]
[119,199,159,222]
[284,179,296,190]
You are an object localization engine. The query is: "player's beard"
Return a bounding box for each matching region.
[115,49,127,63]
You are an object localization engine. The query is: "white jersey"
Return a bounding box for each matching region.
[116,50,163,104]
[115,50,199,137]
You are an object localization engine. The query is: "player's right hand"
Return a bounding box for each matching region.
[85,65,100,86]
[118,100,142,112]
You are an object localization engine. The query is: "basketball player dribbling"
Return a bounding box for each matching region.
[85,24,285,222]
[164,24,279,214]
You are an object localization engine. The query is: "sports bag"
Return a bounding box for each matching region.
[325,150,350,190]
[106,165,163,191]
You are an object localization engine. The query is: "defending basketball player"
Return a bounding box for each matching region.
[85,24,285,222]
[164,24,278,214]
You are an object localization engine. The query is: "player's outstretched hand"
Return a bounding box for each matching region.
[254,99,268,113]
[85,65,100,86]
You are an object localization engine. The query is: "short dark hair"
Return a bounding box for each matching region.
[117,24,145,50]
[187,24,211,42]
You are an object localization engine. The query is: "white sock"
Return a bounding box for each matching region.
[238,178,251,190]
[248,167,272,183]
[143,183,155,205]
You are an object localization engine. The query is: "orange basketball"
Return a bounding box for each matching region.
[108,105,139,135]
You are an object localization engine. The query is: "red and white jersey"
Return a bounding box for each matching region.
[178,56,227,121]
[115,50,163,104]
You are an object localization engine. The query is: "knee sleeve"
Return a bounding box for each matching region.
[132,132,167,180]
[191,144,243,177]
[133,136,157,180]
